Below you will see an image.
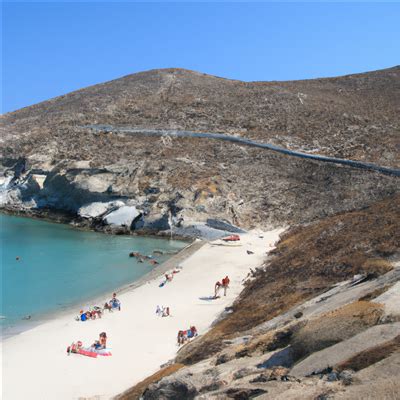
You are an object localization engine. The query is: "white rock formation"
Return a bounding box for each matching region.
[103,205,141,227]
[78,200,125,219]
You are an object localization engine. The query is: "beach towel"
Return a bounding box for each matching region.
[77,348,112,358]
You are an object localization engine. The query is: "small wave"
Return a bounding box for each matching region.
[0,315,6,319]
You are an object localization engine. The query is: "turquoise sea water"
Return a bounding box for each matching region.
[0,214,186,336]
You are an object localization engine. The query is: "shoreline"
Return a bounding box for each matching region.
[1,228,284,400]
[1,225,194,341]
[0,207,194,242]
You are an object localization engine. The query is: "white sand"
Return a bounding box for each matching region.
[1,229,283,400]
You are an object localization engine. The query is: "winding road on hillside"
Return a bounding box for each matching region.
[85,125,400,177]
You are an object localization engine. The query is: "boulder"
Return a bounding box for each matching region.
[103,206,141,227]
[143,378,197,400]
[78,201,125,219]
[133,213,170,231]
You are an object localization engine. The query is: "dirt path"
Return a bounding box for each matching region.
[84,125,400,177]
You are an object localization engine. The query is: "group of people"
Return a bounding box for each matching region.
[70,249,233,356]
[156,305,171,317]
[67,332,109,357]
[129,251,159,266]
[77,308,102,322]
[177,326,198,345]
[76,293,121,322]
[214,276,230,298]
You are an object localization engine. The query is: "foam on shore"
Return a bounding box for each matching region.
[1,229,283,400]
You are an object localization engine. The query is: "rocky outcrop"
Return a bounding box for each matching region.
[103,205,141,228]
[78,200,125,219]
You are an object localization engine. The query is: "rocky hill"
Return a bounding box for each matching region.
[1,67,399,235]
[1,67,399,398]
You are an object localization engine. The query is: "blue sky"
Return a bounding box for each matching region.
[2,2,399,113]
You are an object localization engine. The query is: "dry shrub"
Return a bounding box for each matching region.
[177,196,399,365]
[336,335,400,372]
[338,377,400,400]
[291,301,384,361]
[359,283,395,301]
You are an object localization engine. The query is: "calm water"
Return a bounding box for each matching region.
[0,214,186,335]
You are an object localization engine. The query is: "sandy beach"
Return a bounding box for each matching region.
[1,229,283,400]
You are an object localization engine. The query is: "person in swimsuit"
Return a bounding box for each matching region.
[94,332,107,349]
[109,293,121,311]
[222,276,230,296]
[214,281,222,298]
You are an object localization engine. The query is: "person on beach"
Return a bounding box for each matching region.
[67,340,83,355]
[109,293,121,311]
[187,326,198,339]
[162,307,170,317]
[93,306,102,318]
[80,310,87,321]
[177,326,198,345]
[214,281,222,298]
[177,330,185,345]
[92,332,107,350]
[222,276,230,296]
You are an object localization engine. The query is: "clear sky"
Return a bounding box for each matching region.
[2,1,399,113]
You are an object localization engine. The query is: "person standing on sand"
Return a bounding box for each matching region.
[222,276,230,296]
[214,281,222,298]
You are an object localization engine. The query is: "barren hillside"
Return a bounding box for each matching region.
[1,67,399,233]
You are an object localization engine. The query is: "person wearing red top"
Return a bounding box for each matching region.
[222,276,230,296]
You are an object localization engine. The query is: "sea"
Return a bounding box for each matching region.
[0,214,187,337]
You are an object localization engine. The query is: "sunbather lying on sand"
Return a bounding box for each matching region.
[67,335,111,358]
[91,332,107,350]
[67,341,83,355]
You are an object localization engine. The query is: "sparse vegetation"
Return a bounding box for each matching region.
[176,195,399,365]
[336,335,400,372]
